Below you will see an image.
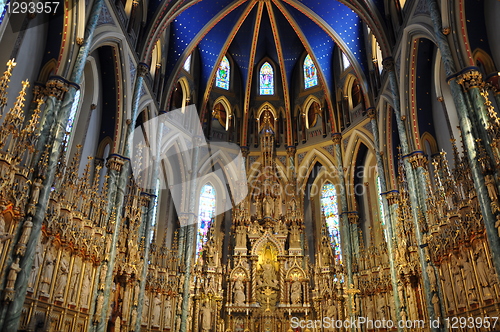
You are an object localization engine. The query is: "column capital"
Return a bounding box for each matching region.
[366,107,376,119]
[240,146,250,158]
[286,145,296,156]
[382,57,395,72]
[106,155,126,172]
[45,77,69,100]
[457,68,483,91]
[383,191,400,205]
[406,151,427,169]
[138,63,150,77]
[332,133,342,145]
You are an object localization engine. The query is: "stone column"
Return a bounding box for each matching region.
[331,133,355,329]
[134,115,163,332]
[96,61,150,332]
[426,0,500,281]
[383,57,438,328]
[367,108,403,331]
[0,2,104,331]
[179,135,203,332]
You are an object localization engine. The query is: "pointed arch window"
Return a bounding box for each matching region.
[259,62,274,95]
[196,184,216,255]
[303,54,317,88]
[320,183,342,262]
[215,56,230,90]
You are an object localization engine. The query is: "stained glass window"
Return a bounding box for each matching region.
[215,56,230,90]
[259,62,274,95]
[320,183,342,262]
[63,89,81,148]
[342,52,350,70]
[183,54,192,72]
[303,54,317,88]
[196,184,216,255]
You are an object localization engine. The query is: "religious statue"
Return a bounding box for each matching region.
[263,195,274,218]
[274,196,282,218]
[450,262,465,308]
[441,269,455,311]
[201,302,212,331]
[142,295,150,323]
[114,317,121,332]
[152,293,162,326]
[0,205,7,238]
[30,178,43,207]
[54,253,70,300]
[233,279,246,305]
[131,307,138,328]
[39,247,55,296]
[289,199,297,218]
[426,264,437,292]
[290,280,302,304]
[321,244,332,265]
[235,226,246,248]
[259,259,278,288]
[432,293,441,318]
[18,216,33,246]
[254,199,262,219]
[69,259,81,303]
[95,293,104,322]
[80,267,91,307]
[377,295,386,320]
[496,215,500,237]
[28,238,43,290]
[274,220,288,236]
[459,254,477,304]
[164,298,172,328]
[249,220,261,236]
[485,174,499,209]
[289,226,300,248]
[6,257,21,290]
[474,246,495,300]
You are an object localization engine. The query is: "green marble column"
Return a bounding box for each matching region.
[179,135,203,332]
[426,0,500,280]
[134,116,164,332]
[384,58,438,328]
[0,2,104,331]
[331,133,355,329]
[367,109,402,331]
[95,62,150,332]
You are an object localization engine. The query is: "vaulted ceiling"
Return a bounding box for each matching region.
[143,0,391,111]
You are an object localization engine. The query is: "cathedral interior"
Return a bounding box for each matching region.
[0,0,500,331]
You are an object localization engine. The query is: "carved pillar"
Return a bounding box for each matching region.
[331,133,355,328]
[179,135,203,332]
[383,57,438,328]
[251,256,258,303]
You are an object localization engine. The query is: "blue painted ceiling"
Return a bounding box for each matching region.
[161,0,369,99]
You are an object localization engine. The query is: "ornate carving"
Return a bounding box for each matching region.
[332,133,342,145]
[457,69,482,91]
[138,63,150,77]
[45,78,69,100]
[382,57,395,72]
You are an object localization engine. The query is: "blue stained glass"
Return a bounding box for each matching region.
[321,183,342,263]
[259,62,274,95]
[196,184,216,255]
[303,54,317,88]
[215,56,230,90]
